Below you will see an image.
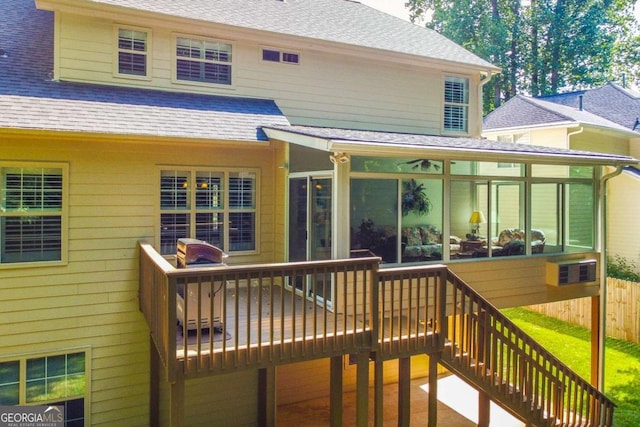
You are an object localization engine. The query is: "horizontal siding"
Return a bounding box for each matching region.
[55,13,474,135]
[448,253,601,308]
[607,172,640,266]
[0,134,278,426]
[182,371,258,426]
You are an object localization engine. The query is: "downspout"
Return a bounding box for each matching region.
[476,71,494,135]
[597,165,624,391]
[567,126,583,145]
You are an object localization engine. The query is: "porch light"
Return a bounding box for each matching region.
[468,210,486,240]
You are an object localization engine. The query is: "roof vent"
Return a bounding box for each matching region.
[0,48,8,58]
[578,95,583,111]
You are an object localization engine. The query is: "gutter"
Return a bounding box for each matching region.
[597,165,624,391]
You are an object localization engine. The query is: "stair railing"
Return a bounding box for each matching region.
[441,269,615,426]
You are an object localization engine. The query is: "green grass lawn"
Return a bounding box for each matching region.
[501,307,640,427]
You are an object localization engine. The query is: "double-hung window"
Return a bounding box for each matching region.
[0,350,88,425]
[176,36,232,85]
[116,27,149,77]
[0,164,65,265]
[443,76,469,133]
[159,169,257,255]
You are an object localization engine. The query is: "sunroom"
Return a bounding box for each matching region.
[140,126,635,426]
[264,125,630,268]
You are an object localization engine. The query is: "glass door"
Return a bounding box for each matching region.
[288,176,333,307]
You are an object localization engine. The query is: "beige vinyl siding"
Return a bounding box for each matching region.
[570,130,630,156]
[185,371,258,426]
[528,127,569,150]
[448,253,600,308]
[55,13,477,136]
[607,171,640,266]
[157,370,259,426]
[0,134,279,426]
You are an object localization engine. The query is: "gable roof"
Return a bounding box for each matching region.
[1,0,289,141]
[264,125,636,166]
[538,83,640,132]
[37,0,498,71]
[483,94,636,135]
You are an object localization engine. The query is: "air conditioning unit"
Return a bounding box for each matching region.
[546,259,597,286]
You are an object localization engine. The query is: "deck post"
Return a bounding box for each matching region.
[398,356,411,427]
[356,351,370,427]
[428,354,438,427]
[478,390,490,427]
[591,295,601,388]
[258,367,276,427]
[169,373,184,427]
[150,336,159,427]
[373,356,383,427]
[330,355,343,427]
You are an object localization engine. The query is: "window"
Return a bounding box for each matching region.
[160,169,257,255]
[262,48,300,64]
[176,37,232,85]
[0,164,65,264]
[444,76,469,132]
[0,350,88,426]
[497,133,530,145]
[350,177,444,263]
[116,27,149,77]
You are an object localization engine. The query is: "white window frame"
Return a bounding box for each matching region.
[443,75,469,134]
[0,162,68,268]
[173,34,234,88]
[497,133,530,144]
[0,348,91,424]
[113,25,151,80]
[158,167,259,256]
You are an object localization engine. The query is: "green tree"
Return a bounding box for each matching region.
[407,0,639,113]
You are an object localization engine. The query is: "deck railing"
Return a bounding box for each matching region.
[139,243,379,378]
[376,265,448,359]
[139,243,615,425]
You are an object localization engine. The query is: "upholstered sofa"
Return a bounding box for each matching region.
[401,225,461,261]
[473,228,546,257]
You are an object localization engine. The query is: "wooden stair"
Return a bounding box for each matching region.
[437,270,616,427]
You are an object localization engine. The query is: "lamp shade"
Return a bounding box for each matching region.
[468,210,486,224]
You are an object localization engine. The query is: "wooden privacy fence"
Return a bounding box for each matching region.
[527,278,640,344]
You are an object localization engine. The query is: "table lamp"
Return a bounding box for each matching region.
[468,210,486,240]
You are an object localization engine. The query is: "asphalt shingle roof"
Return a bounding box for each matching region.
[264,125,635,165]
[483,94,634,134]
[0,0,289,141]
[539,83,640,132]
[74,0,498,70]
[0,0,636,167]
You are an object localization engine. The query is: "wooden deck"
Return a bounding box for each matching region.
[177,285,354,357]
[177,283,437,353]
[140,243,616,426]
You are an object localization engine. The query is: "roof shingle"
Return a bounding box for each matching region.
[0,0,289,141]
[67,0,497,70]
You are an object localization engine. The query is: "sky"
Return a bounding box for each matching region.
[360,0,640,22]
[358,0,411,21]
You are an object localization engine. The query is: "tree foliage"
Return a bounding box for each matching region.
[407,0,640,113]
